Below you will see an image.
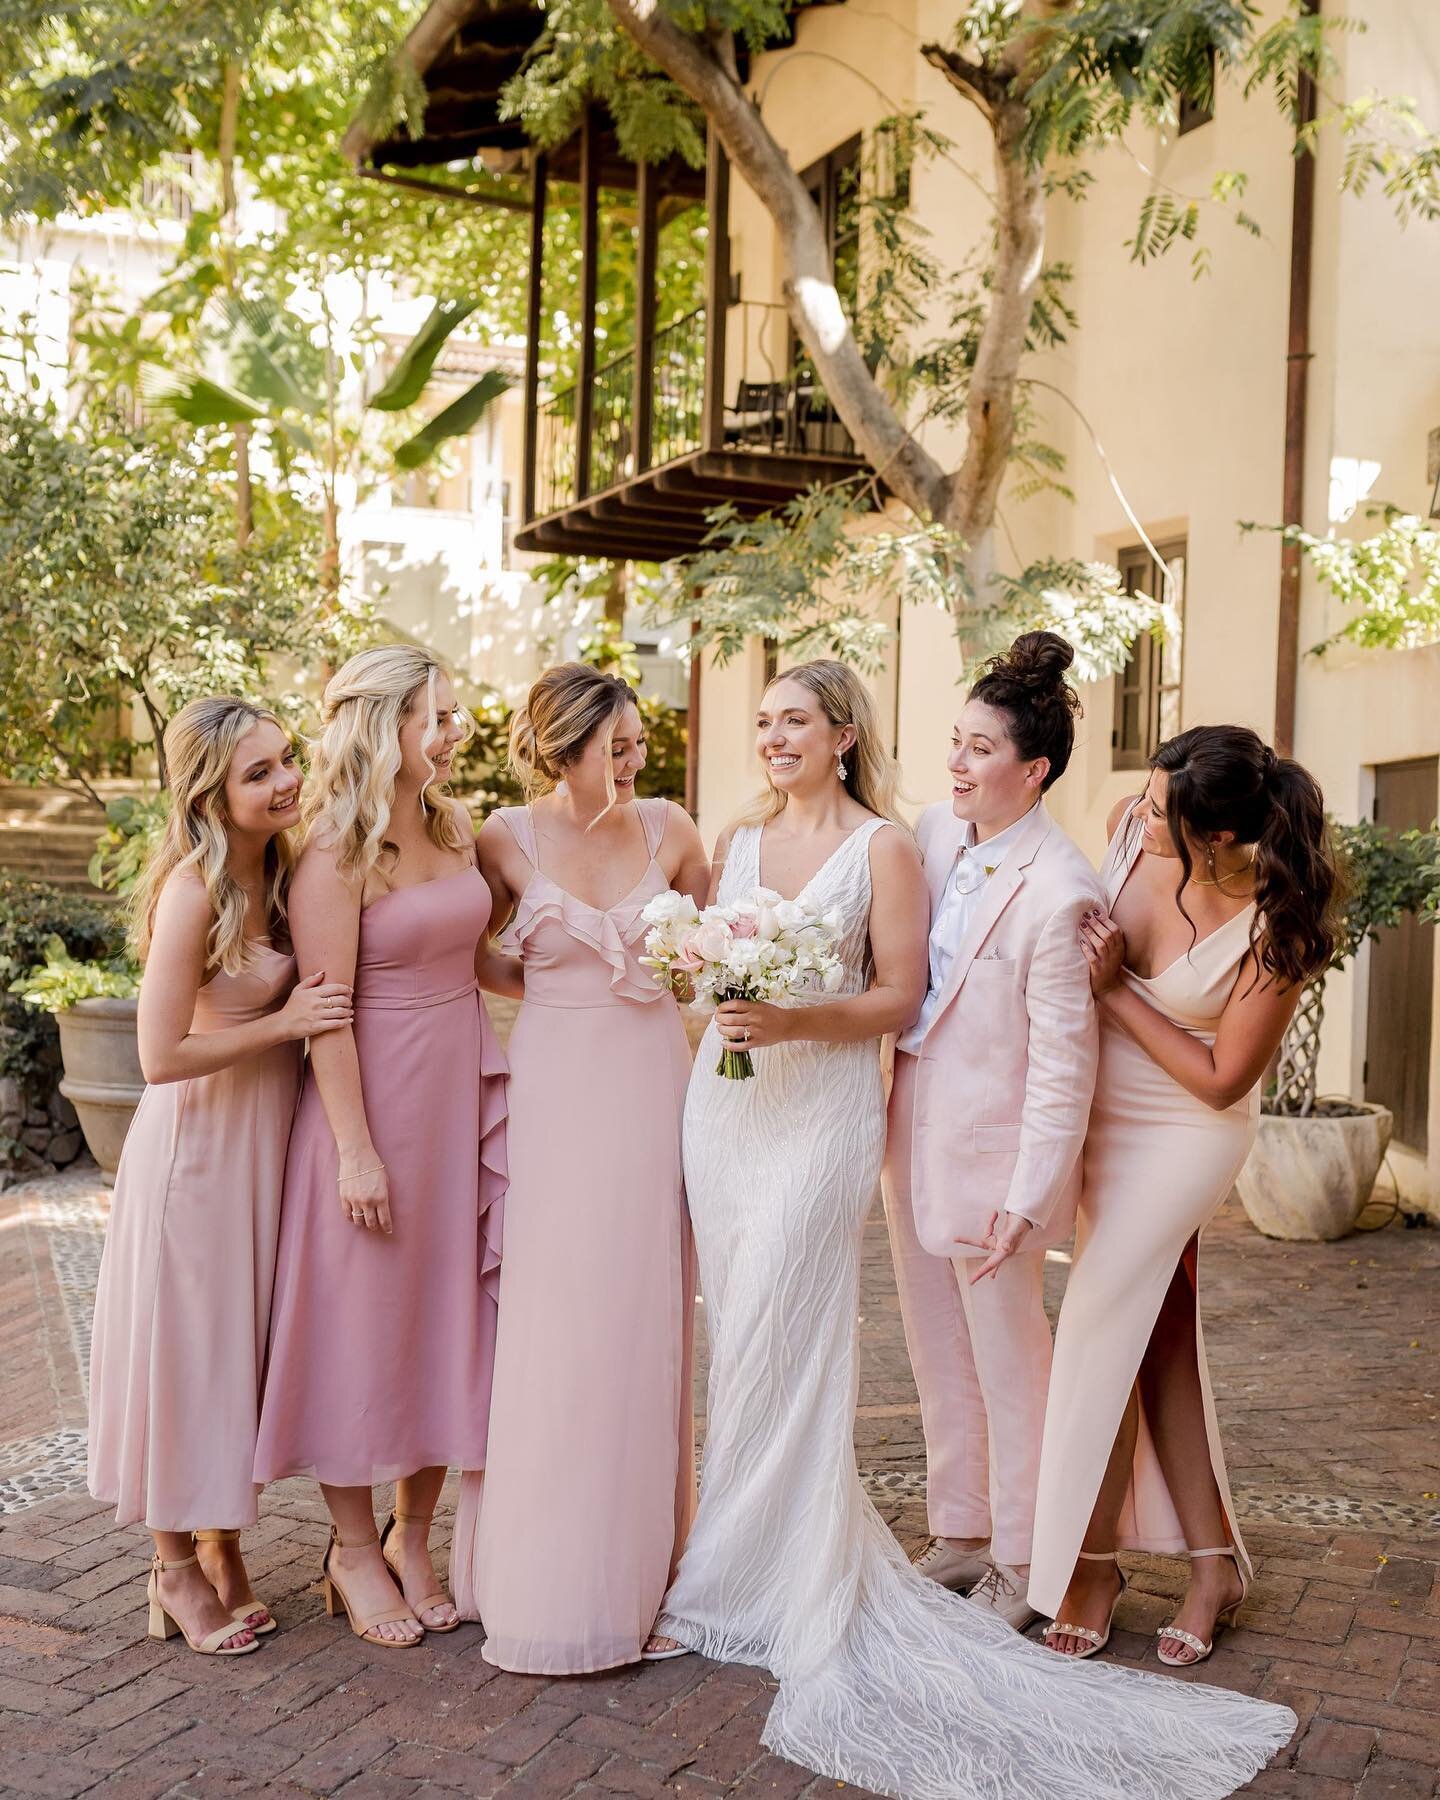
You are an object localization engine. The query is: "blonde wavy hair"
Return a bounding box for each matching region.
[130,696,298,976]
[304,645,473,889]
[507,662,638,824]
[736,659,905,829]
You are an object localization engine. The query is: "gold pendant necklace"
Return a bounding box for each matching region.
[1192,852,1256,891]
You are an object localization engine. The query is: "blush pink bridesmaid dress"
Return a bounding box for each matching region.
[89,941,301,1529]
[450,797,697,1673]
[254,866,507,1486]
[1028,801,1262,1618]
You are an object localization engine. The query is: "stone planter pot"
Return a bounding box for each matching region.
[1236,1102,1393,1241]
[57,997,144,1185]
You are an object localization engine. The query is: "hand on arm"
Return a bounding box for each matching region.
[137,877,352,1084]
[1082,912,1298,1110]
[716,828,929,1050]
[473,813,525,1001]
[291,845,391,1234]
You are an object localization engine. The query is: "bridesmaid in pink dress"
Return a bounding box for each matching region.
[89,697,354,1657]
[449,662,709,1671]
[255,648,507,1649]
[1028,726,1339,1667]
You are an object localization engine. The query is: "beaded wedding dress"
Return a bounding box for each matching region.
[658,817,1295,1800]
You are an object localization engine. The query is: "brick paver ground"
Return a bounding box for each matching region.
[1,1110,1437,1796]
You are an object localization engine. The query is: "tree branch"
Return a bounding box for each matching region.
[602,0,950,524]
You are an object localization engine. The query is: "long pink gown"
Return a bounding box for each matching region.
[450,797,696,1673]
[254,866,507,1486]
[89,940,300,1530]
[1028,802,1261,1617]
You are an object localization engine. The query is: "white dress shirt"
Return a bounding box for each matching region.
[896,804,1039,1056]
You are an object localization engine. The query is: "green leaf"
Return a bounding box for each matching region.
[393,370,511,469]
[218,296,324,417]
[143,370,266,427]
[369,300,480,413]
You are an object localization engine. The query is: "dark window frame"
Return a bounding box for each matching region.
[1112,538,1186,771]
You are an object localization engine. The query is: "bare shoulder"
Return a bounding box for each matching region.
[867,819,922,877]
[659,798,703,846]
[1106,794,1141,842]
[476,810,517,858]
[445,796,478,844]
[710,823,736,866]
[294,832,359,901]
[153,869,211,932]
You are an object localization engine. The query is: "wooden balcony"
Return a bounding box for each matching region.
[346,3,867,563]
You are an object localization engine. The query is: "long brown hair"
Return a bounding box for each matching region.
[1150,724,1340,988]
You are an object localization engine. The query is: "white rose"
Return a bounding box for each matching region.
[751,885,783,907]
[821,960,845,992]
[724,937,766,976]
[754,905,781,941]
[643,891,698,929]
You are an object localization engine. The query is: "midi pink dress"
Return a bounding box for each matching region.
[1028,802,1261,1617]
[450,798,697,1673]
[254,866,507,1486]
[89,940,300,1530]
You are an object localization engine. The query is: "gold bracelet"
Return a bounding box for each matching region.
[338,1163,386,1183]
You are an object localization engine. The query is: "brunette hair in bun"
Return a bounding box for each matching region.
[967,630,1082,790]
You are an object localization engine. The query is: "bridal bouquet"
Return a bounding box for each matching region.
[640,887,846,1079]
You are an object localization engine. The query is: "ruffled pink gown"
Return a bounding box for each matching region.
[254,866,507,1486]
[89,942,300,1530]
[450,798,696,1672]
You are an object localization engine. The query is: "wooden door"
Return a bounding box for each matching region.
[1365,757,1438,1151]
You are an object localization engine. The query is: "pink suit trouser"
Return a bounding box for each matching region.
[882,1051,1053,1567]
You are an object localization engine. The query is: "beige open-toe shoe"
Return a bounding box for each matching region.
[1042,1551,1128,1660]
[322,1525,422,1649]
[1155,1546,1247,1667]
[193,1528,277,1635]
[147,1552,259,1656]
[379,1510,462,1635]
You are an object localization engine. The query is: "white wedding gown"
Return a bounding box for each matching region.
[659,818,1296,1800]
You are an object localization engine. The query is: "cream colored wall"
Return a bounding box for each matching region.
[693,1,1440,1200]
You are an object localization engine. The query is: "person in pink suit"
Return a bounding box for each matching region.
[255,647,508,1649]
[1032,725,1339,1666]
[89,696,354,1657]
[449,661,709,1671]
[883,631,1102,1632]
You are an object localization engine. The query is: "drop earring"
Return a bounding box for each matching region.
[836,750,847,782]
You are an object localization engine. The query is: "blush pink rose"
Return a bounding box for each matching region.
[671,931,707,972]
[729,913,759,939]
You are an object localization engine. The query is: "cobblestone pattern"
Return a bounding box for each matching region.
[1,1161,1437,1797]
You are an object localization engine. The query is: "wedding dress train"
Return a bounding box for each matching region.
[659,817,1295,1800]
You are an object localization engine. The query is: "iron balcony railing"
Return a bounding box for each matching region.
[533,301,857,520]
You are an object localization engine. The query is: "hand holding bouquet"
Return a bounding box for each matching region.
[640,886,845,1078]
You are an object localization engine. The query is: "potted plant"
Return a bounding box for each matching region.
[10,938,143,1184]
[1236,819,1439,1241]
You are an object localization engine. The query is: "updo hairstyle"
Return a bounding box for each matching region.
[966,631,1082,790]
[508,662,639,817]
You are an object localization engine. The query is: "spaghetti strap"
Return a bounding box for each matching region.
[498,805,539,869]
[638,797,668,861]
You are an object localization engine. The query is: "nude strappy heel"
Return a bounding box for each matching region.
[379,1511,461,1634]
[192,1528,277,1635]
[1155,1546,1247,1666]
[147,1552,259,1656]
[1042,1550,1127,1660]
[322,1526,421,1648]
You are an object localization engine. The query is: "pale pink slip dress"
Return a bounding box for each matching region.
[1029,800,1261,1617]
[450,796,697,1673]
[254,865,507,1486]
[88,941,301,1530]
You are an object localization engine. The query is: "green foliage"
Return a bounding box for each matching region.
[1330,818,1440,969]
[88,793,172,897]
[664,484,1172,681]
[0,400,371,795]
[9,935,141,1014]
[0,878,128,1088]
[369,301,480,412]
[393,368,511,469]
[1242,506,1440,655]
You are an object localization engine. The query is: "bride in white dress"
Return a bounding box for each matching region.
[658,659,1297,1800]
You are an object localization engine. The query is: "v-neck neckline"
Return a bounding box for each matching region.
[755,818,875,903]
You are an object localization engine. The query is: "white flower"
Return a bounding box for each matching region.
[724,937,767,976]
[821,960,845,993]
[642,891,700,929]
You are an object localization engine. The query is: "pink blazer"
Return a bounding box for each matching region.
[901,801,1103,1258]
